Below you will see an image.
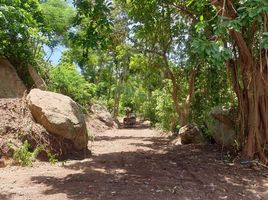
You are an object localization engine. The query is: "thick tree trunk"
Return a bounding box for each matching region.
[242,69,268,162]
[212,0,268,162]
[227,60,268,162]
[168,69,183,122]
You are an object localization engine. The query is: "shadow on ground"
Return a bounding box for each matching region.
[31,133,268,200]
[0,193,13,200]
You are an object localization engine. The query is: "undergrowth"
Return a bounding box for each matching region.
[47,152,58,165]
[13,141,43,166]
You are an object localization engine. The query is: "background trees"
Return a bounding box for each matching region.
[0,0,44,63]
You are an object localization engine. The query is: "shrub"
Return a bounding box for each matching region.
[13,141,43,166]
[47,152,58,165]
[48,63,96,107]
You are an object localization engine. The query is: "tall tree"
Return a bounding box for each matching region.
[118,0,199,126]
[211,0,268,161]
[70,1,131,119]
[183,0,268,161]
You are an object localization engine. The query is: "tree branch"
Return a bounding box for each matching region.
[169,2,198,22]
[211,0,253,66]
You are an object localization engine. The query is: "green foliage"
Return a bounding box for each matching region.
[0,0,45,62]
[72,0,113,50]
[47,152,58,165]
[153,84,178,131]
[41,0,75,46]
[41,0,75,35]
[13,141,42,166]
[191,38,231,67]
[189,63,236,139]
[0,0,76,89]
[48,62,96,106]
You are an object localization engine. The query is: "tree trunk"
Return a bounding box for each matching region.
[242,69,268,162]
[181,69,196,126]
[212,0,268,163]
[112,82,121,119]
[164,62,196,127]
[113,93,120,118]
[226,58,268,162]
[162,55,183,125]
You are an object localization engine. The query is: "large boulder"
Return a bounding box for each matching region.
[208,106,237,146]
[90,104,114,127]
[179,124,203,144]
[0,58,27,98]
[27,89,88,150]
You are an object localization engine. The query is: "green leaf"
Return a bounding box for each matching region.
[200,15,204,22]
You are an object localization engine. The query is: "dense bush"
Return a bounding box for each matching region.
[48,63,96,106]
[153,87,178,131]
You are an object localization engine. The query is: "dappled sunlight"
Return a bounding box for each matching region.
[223,176,242,187]
[26,129,268,200]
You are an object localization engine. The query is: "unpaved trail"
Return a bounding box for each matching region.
[1,128,268,200]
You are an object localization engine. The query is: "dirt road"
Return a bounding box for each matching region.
[1,128,268,200]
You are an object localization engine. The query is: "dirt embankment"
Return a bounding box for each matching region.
[0,98,114,163]
[0,98,56,158]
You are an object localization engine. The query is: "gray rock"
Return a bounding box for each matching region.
[0,58,26,98]
[91,104,114,127]
[208,106,237,146]
[179,124,203,144]
[27,89,88,150]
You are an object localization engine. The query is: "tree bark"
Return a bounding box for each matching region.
[181,69,196,126]
[163,54,196,127]
[212,0,268,162]
[113,86,121,119]
[240,68,268,162]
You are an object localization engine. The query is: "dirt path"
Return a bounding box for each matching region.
[1,128,268,200]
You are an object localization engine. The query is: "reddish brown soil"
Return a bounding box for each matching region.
[0,98,82,158]
[0,98,43,155]
[0,128,268,200]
